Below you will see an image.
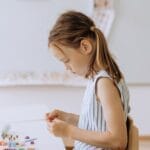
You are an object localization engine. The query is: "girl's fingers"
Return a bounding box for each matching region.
[47,122,53,131]
[46,112,49,117]
[46,111,59,121]
[53,118,61,122]
[45,113,50,120]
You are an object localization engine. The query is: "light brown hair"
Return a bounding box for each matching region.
[48,11,123,83]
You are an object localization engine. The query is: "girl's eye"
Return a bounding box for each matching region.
[64,59,69,63]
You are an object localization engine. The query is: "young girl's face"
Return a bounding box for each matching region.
[50,40,92,77]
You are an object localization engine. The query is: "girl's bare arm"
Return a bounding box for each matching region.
[66,112,79,126]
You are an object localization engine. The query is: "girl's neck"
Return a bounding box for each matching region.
[88,66,105,79]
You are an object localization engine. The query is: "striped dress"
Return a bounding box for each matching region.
[74,70,130,150]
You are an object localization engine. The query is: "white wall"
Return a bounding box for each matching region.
[0,0,93,73]
[129,86,150,135]
[0,86,84,114]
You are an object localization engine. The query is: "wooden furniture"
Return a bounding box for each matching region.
[126,116,139,150]
[62,137,74,150]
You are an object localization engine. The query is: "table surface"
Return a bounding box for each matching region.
[0,104,64,149]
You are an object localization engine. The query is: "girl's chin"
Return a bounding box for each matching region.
[67,70,86,77]
[71,71,80,76]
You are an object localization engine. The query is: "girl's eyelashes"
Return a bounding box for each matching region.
[64,59,70,63]
[59,57,70,63]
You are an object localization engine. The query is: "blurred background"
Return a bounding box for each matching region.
[0,0,150,149]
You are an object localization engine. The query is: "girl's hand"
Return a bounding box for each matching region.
[46,109,67,122]
[47,118,72,138]
[46,109,79,125]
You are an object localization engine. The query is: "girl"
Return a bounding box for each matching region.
[46,11,130,150]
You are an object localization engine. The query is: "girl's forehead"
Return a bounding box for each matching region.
[50,44,67,60]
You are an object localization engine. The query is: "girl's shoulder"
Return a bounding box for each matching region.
[92,70,128,95]
[93,70,111,83]
[93,69,126,86]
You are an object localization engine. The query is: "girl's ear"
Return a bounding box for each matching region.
[80,39,93,55]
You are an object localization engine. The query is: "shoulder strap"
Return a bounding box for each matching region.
[93,70,111,85]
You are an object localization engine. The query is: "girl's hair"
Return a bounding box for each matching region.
[48,11,123,83]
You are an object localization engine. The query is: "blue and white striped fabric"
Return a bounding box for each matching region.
[74,70,130,150]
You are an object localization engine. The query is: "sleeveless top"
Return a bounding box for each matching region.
[74,70,130,150]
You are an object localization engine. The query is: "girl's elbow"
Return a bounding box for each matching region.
[112,137,127,149]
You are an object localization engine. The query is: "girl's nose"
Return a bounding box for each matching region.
[65,65,71,71]
[66,66,70,71]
